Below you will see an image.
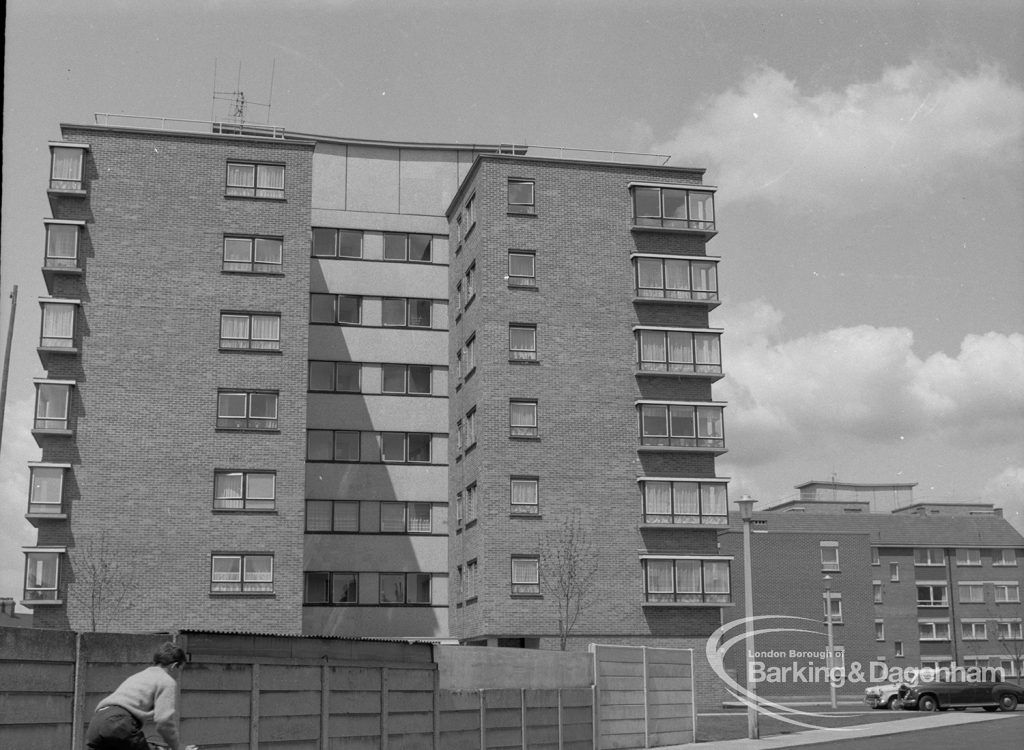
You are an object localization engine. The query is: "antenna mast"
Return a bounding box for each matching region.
[211,59,275,126]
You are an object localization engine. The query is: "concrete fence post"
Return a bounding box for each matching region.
[642,647,650,749]
[250,662,260,748]
[557,688,564,750]
[320,658,330,750]
[521,688,527,750]
[432,666,441,750]
[479,689,486,749]
[72,631,85,750]
[381,667,390,750]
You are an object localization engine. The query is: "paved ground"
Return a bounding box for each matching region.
[639,709,1020,749]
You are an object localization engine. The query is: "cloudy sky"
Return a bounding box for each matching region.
[2,0,1023,605]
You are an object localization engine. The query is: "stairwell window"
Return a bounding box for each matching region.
[310,294,361,325]
[217,391,278,431]
[211,554,274,593]
[382,298,432,328]
[220,313,280,351]
[213,471,276,511]
[226,162,285,199]
[223,236,283,273]
[304,572,358,604]
[384,233,433,262]
[312,228,363,259]
[381,364,433,395]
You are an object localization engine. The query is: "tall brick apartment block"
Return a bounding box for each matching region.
[447,155,730,647]
[24,119,731,645]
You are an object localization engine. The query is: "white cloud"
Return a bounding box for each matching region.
[655,61,1024,211]
[719,300,1024,464]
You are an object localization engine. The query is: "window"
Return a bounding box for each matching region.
[993,549,1018,566]
[39,301,77,348]
[28,465,66,515]
[873,582,883,604]
[894,641,904,657]
[962,621,987,640]
[632,185,715,230]
[465,263,476,303]
[464,196,476,232]
[508,179,535,213]
[455,492,463,526]
[510,400,538,437]
[380,432,432,463]
[508,251,536,287]
[24,550,62,601]
[379,502,433,533]
[465,560,478,600]
[641,480,727,525]
[384,232,433,262]
[643,558,731,604]
[310,294,361,325]
[917,583,949,607]
[509,325,537,361]
[958,583,985,603]
[875,620,885,641]
[217,391,278,430]
[226,162,285,199]
[823,594,843,623]
[223,236,283,273]
[956,548,981,566]
[889,562,900,582]
[638,403,724,448]
[214,471,275,511]
[918,620,951,641]
[634,257,718,301]
[637,329,722,374]
[511,556,540,595]
[871,548,880,566]
[465,409,477,448]
[211,554,273,593]
[454,282,463,315]
[381,364,433,395]
[995,583,1021,603]
[304,572,358,604]
[382,298,432,328]
[464,335,477,375]
[821,543,840,572]
[220,313,280,351]
[312,228,362,258]
[380,573,432,605]
[998,621,1024,640]
[464,483,477,522]
[510,477,539,514]
[307,430,360,462]
[44,222,81,268]
[915,548,945,566]
[49,144,85,191]
[999,659,1023,677]
[309,361,361,392]
[34,381,71,430]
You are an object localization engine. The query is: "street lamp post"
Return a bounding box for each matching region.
[824,575,837,709]
[737,495,759,740]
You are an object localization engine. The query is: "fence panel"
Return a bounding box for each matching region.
[437,689,482,750]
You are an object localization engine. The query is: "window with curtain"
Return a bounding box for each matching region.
[220,313,280,350]
[50,147,84,190]
[642,480,728,524]
[216,391,278,430]
[223,236,283,273]
[214,470,275,510]
[510,401,538,437]
[511,557,540,594]
[211,554,273,593]
[40,303,75,348]
[380,573,406,604]
[510,478,539,513]
[226,162,285,199]
[641,404,724,448]
[45,224,79,267]
[638,329,720,373]
[632,186,715,231]
[408,503,432,533]
[509,325,537,360]
[643,558,732,603]
[380,503,406,532]
[508,252,536,286]
[35,383,70,430]
[634,257,719,301]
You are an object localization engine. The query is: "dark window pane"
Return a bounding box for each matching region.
[337,296,360,324]
[383,233,407,261]
[338,230,362,258]
[305,572,329,603]
[310,294,337,323]
[381,365,407,393]
[381,432,406,462]
[408,299,431,328]
[334,431,360,461]
[409,234,432,261]
[309,361,335,391]
[332,573,358,603]
[382,298,406,326]
[335,363,361,392]
[408,366,431,394]
[312,228,336,257]
[408,433,431,463]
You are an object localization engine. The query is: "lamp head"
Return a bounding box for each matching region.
[736,494,756,520]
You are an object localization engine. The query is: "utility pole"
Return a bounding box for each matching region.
[0,285,17,451]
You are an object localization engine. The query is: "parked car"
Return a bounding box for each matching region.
[899,680,1024,712]
[865,679,911,709]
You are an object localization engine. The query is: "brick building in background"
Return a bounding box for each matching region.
[23,118,731,648]
[719,482,1024,697]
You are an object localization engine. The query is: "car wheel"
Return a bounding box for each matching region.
[919,695,939,712]
[886,695,899,710]
[999,694,1019,712]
